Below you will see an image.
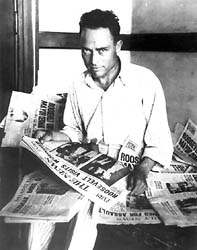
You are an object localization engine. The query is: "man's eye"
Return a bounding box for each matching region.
[99,48,106,54]
[82,49,91,55]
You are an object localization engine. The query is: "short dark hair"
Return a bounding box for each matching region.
[79,9,120,41]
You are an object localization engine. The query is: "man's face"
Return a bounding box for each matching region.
[80,27,121,80]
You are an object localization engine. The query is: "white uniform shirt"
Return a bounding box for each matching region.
[62,60,173,167]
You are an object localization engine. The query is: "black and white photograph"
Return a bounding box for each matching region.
[1,0,197,250]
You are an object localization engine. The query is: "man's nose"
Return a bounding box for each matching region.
[91,51,99,65]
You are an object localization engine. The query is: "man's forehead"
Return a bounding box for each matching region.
[80,27,114,45]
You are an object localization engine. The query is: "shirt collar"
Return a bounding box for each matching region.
[117,58,132,86]
[83,57,130,89]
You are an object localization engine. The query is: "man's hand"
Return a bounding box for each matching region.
[34,130,71,143]
[34,130,52,143]
[127,157,156,196]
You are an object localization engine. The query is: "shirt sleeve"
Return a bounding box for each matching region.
[141,72,173,167]
[61,82,84,143]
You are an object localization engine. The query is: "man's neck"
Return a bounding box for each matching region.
[94,58,120,91]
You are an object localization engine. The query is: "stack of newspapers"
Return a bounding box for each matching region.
[1,170,85,223]
[145,118,197,227]
[1,91,197,227]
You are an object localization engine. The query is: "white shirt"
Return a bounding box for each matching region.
[62,59,173,167]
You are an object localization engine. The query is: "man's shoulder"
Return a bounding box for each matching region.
[121,61,161,88]
[123,61,158,78]
[71,70,94,89]
[71,70,86,81]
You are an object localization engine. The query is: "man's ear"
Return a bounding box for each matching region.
[116,40,123,54]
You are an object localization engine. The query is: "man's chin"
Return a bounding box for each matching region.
[90,71,103,79]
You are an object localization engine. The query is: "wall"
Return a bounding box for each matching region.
[38,0,197,130]
[131,51,197,131]
[131,0,197,130]
[132,0,197,33]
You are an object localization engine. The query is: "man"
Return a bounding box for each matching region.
[29,9,173,250]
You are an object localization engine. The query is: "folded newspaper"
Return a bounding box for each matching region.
[146,172,197,227]
[0,170,85,222]
[19,136,145,209]
[1,91,67,147]
[152,155,197,174]
[92,192,161,225]
[173,119,197,166]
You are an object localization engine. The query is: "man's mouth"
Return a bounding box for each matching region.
[90,66,102,71]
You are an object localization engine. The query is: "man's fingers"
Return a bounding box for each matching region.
[127,173,134,191]
[34,130,52,143]
[129,181,147,196]
[39,132,52,143]
[34,130,46,139]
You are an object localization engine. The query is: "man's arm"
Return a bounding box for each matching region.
[142,73,173,168]
[127,157,156,196]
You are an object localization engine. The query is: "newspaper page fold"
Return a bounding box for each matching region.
[0,170,85,222]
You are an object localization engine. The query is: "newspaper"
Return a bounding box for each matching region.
[0,170,85,222]
[1,91,67,147]
[146,172,197,227]
[4,217,50,223]
[92,190,161,225]
[19,136,144,209]
[152,156,197,174]
[174,119,197,165]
